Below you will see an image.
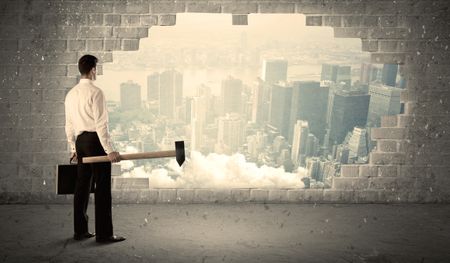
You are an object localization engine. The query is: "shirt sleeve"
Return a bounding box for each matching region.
[64,97,76,152]
[92,89,115,154]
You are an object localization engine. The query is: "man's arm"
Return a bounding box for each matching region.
[64,98,76,153]
[92,89,116,154]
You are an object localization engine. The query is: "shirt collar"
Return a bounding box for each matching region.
[79,78,93,84]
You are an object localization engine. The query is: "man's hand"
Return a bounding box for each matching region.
[108,151,121,163]
[70,152,77,163]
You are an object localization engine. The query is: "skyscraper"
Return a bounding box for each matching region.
[367,83,402,127]
[268,82,292,139]
[288,81,329,143]
[251,78,271,125]
[159,70,183,118]
[320,64,339,82]
[147,73,159,101]
[221,76,243,115]
[261,59,288,84]
[190,96,207,151]
[348,127,369,160]
[336,65,351,88]
[120,80,141,110]
[328,90,370,145]
[381,64,398,87]
[217,113,245,154]
[360,63,380,85]
[291,120,309,166]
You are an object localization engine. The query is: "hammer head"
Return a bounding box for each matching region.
[175,141,185,166]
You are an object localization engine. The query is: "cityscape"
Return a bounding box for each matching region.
[96,14,404,190]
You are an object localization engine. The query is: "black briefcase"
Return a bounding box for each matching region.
[56,160,95,195]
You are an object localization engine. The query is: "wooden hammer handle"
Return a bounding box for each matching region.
[82,150,176,163]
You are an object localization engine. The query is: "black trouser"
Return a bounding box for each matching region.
[74,131,113,238]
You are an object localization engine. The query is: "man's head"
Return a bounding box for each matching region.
[78,54,98,80]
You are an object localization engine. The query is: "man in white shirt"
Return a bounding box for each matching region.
[65,54,125,243]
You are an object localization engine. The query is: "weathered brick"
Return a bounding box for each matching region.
[113,27,148,38]
[377,140,398,152]
[140,15,158,26]
[158,189,176,203]
[267,189,288,202]
[331,3,365,15]
[104,39,122,51]
[286,189,305,202]
[340,165,359,177]
[323,16,341,27]
[150,2,185,13]
[371,128,405,140]
[341,15,362,27]
[86,14,103,26]
[378,165,399,177]
[370,152,405,165]
[232,14,248,26]
[334,27,369,38]
[332,177,369,190]
[104,14,121,26]
[250,189,268,202]
[231,189,251,202]
[381,115,398,127]
[80,2,113,13]
[259,3,295,13]
[322,190,354,202]
[379,16,398,27]
[79,26,112,38]
[176,189,195,203]
[186,2,221,13]
[114,1,149,14]
[86,39,104,51]
[67,40,86,52]
[159,14,176,26]
[222,3,258,14]
[378,40,400,52]
[305,16,322,26]
[303,189,324,202]
[121,39,140,51]
[121,14,141,26]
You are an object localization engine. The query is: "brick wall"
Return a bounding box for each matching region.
[0,0,449,203]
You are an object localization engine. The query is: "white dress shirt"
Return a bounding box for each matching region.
[65,78,115,154]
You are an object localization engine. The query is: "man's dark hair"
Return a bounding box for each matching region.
[78,55,98,75]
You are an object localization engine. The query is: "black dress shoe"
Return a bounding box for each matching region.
[74,232,95,240]
[96,235,126,243]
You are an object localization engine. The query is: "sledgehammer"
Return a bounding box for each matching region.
[82,141,185,166]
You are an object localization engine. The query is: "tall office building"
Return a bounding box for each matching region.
[291,120,309,167]
[328,90,370,146]
[360,63,380,85]
[221,76,243,115]
[251,78,271,125]
[321,64,339,82]
[268,82,293,139]
[261,59,288,84]
[336,65,351,88]
[217,113,245,154]
[367,83,402,127]
[348,127,369,160]
[381,64,398,87]
[288,81,328,143]
[306,157,321,181]
[190,96,207,151]
[120,80,141,110]
[147,73,159,101]
[159,70,183,118]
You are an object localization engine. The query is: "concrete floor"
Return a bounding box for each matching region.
[0,204,449,263]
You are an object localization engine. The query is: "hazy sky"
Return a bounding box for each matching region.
[96,13,367,101]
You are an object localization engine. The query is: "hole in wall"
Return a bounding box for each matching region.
[95,13,402,190]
